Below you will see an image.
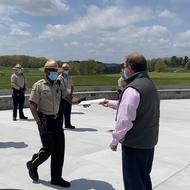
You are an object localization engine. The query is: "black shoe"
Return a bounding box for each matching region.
[13,117,17,121]
[65,125,75,129]
[26,161,39,181]
[51,178,71,188]
[20,116,28,119]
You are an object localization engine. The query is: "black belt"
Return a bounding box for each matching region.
[45,115,58,119]
[38,112,58,119]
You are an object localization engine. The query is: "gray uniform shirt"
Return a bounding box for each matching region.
[29,78,61,115]
[11,73,25,90]
[57,74,71,98]
[118,76,127,91]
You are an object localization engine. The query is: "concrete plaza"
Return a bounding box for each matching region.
[0,99,190,190]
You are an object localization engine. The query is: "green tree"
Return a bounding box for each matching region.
[185,60,190,70]
[170,56,183,67]
[154,60,167,72]
[183,56,189,67]
[148,59,157,71]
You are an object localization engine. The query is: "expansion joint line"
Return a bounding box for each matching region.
[153,162,190,189]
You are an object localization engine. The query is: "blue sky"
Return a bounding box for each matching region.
[0,0,190,63]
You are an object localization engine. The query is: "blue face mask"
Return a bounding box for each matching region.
[48,72,58,81]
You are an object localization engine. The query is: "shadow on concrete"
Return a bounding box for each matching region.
[36,179,65,190]
[0,141,28,149]
[65,128,98,132]
[37,178,116,190]
[70,178,116,190]
[71,112,85,115]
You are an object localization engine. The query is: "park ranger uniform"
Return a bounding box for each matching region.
[117,76,127,95]
[11,64,27,120]
[57,72,75,128]
[27,75,69,185]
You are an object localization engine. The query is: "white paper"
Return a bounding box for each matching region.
[78,98,105,106]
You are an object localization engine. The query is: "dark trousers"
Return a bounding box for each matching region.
[122,145,154,190]
[59,98,72,127]
[12,89,25,118]
[30,116,65,181]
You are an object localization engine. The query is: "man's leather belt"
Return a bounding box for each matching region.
[45,114,58,119]
[38,112,58,119]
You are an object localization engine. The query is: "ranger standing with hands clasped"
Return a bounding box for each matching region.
[11,64,28,121]
[26,60,71,188]
[58,63,76,129]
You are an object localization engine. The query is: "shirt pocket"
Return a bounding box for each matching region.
[41,88,52,98]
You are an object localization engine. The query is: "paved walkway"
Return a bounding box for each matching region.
[0,99,190,190]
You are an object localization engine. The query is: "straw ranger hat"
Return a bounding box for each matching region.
[62,63,70,70]
[12,64,22,69]
[44,60,58,71]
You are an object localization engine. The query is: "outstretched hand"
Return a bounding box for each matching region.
[99,99,109,107]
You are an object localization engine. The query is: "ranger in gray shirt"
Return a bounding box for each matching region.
[26,60,71,188]
[11,64,27,120]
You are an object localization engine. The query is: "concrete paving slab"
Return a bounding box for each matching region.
[0,99,190,189]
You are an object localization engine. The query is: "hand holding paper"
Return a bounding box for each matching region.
[79,98,106,107]
[99,99,109,107]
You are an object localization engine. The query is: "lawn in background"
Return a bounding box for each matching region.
[0,66,190,89]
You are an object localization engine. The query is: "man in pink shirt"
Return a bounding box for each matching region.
[101,53,160,190]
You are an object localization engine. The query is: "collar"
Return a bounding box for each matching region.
[124,71,149,84]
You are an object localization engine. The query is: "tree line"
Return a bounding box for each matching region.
[148,56,190,72]
[0,55,190,75]
[0,55,120,74]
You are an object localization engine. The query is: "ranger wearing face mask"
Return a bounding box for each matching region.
[11,63,27,121]
[57,63,87,130]
[58,63,76,129]
[117,63,128,95]
[26,60,71,188]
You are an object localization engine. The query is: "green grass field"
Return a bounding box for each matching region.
[0,66,190,89]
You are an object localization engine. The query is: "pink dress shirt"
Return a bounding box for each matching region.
[108,87,140,145]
